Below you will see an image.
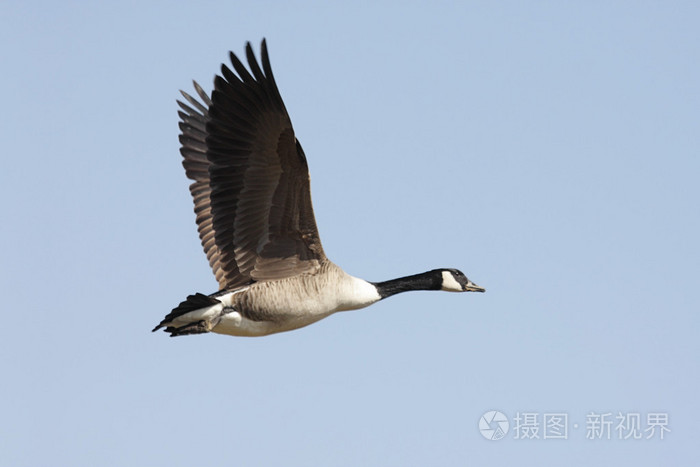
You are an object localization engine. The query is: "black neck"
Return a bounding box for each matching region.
[371,270,442,299]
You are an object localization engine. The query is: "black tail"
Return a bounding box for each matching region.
[163,322,212,337]
[152,293,219,333]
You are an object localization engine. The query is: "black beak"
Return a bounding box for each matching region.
[464,280,485,292]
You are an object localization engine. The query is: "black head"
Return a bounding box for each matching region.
[439,268,485,293]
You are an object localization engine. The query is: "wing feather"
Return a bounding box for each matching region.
[176,39,325,290]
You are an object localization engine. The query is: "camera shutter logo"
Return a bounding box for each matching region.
[479,411,510,440]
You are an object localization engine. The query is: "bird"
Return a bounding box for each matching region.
[152,39,484,338]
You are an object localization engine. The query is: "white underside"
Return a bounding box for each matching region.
[212,309,335,337]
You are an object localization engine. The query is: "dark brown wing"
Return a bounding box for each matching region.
[177,82,230,286]
[177,39,325,290]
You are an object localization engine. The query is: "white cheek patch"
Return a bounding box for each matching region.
[441,271,463,292]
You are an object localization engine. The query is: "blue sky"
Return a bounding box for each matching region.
[1,1,698,465]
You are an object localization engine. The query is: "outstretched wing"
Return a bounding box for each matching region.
[176,39,325,290]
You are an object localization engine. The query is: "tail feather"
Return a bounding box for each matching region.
[164,322,212,337]
[152,292,220,333]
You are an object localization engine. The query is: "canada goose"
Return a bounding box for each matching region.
[153,40,484,338]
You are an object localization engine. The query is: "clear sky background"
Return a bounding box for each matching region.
[1,1,698,466]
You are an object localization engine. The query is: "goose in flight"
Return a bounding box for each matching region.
[153,40,484,337]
